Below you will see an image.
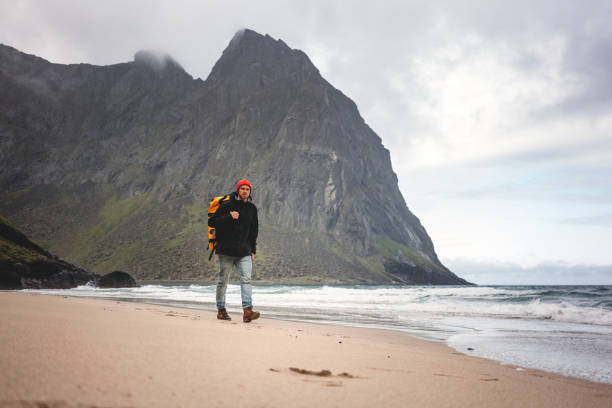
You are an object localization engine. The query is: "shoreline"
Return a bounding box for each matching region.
[20,284,612,384]
[8,284,612,384]
[1,291,611,407]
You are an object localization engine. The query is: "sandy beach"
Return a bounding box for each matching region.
[1,292,610,408]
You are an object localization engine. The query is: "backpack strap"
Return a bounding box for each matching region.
[208,241,217,261]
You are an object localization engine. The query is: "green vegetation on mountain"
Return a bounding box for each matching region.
[0,215,49,264]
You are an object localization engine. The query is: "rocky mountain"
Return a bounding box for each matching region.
[0,29,470,285]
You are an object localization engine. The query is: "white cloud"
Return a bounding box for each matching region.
[379,31,608,171]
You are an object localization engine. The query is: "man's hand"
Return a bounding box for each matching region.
[251,253,255,261]
[230,211,239,220]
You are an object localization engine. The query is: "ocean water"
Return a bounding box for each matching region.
[23,284,612,384]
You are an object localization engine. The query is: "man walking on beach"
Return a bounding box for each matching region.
[208,179,260,323]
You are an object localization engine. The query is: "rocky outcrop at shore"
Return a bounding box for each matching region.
[97,271,138,288]
[0,215,97,289]
[0,216,138,289]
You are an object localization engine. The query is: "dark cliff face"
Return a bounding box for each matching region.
[0,30,470,285]
[0,44,200,192]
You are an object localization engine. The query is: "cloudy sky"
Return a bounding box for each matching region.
[2,0,611,284]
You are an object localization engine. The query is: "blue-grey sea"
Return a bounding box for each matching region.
[24,284,612,384]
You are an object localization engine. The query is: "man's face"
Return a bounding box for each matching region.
[238,185,251,200]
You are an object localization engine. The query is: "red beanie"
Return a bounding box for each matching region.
[236,179,252,192]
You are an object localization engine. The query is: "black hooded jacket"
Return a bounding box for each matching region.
[208,192,258,257]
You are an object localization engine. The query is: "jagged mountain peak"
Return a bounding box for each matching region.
[226,29,290,53]
[207,28,318,85]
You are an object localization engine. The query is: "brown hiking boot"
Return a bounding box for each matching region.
[243,307,260,323]
[217,308,231,320]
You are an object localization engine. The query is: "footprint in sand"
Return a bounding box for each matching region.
[290,367,332,377]
[268,367,365,383]
[433,373,465,379]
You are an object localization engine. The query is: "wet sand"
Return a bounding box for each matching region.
[1,292,611,407]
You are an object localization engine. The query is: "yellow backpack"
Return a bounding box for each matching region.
[207,194,231,260]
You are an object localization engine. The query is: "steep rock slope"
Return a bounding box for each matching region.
[0,30,469,284]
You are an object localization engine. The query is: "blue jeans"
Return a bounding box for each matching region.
[216,254,253,309]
